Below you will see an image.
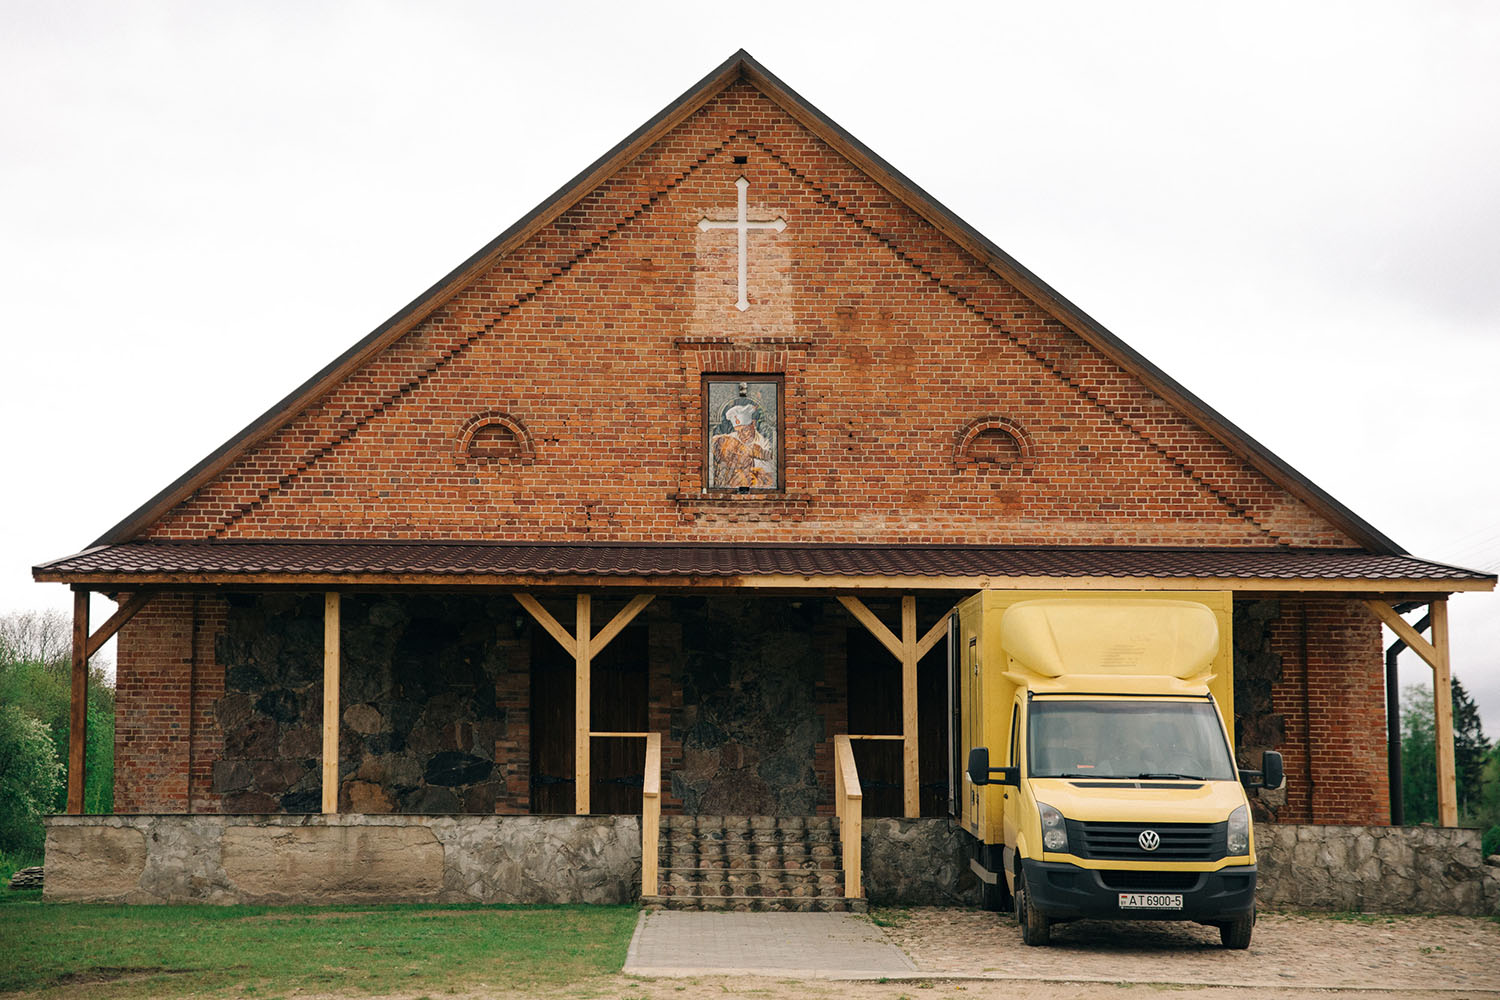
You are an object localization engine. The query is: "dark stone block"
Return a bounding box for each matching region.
[214,692,254,731]
[212,760,253,794]
[225,666,266,692]
[251,758,307,793]
[425,751,493,787]
[255,688,301,724]
[402,784,461,813]
[366,732,400,755]
[225,716,279,759]
[221,790,280,813]
[279,723,320,758]
[280,789,320,814]
[460,780,498,813]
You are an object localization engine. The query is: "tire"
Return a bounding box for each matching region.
[1014,870,1051,946]
[1220,909,1253,949]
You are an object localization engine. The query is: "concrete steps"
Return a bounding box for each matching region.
[643,815,867,913]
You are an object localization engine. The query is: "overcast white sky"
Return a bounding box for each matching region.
[2,2,1496,732]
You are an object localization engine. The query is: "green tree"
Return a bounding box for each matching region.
[1401,683,1437,824]
[0,705,64,854]
[0,610,115,821]
[1400,677,1492,825]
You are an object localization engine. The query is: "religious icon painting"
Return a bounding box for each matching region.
[704,377,782,490]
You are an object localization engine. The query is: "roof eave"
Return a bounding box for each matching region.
[30,567,1494,595]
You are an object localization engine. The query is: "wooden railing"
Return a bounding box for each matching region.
[591,730,662,897]
[642,732,661,896]
[833,734,863,899]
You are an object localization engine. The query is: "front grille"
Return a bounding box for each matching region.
[1066,820,1226,862]
[1098,869,1202,891]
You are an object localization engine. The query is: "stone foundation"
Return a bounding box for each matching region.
[43,816,1499,914]
[1255,823,1500,915]
[862,817,981,906]
[44,814,639,904]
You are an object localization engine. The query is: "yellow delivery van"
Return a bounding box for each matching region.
[956,590,1283,948]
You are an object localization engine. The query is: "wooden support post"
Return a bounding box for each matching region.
[575,594,592,815]
[67,590,89,815]
[1432,599,1457,827]
[322,592,340,815]
[901,596,919,819]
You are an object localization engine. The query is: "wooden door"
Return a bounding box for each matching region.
[530,618,648,814]
[847,625,952,818]
[846,627,904,816]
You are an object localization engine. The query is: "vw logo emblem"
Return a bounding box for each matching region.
[1138,829,1161,852]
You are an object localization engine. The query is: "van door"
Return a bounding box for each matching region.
[1002,698,1023,878]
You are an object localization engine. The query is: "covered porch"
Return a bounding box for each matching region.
[34,541,1493,906]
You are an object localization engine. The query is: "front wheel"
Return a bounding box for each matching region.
[1220,909,1253,949]
[1014,870,1051,946]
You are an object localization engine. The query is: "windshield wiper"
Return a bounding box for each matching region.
[1135,772,1205,780]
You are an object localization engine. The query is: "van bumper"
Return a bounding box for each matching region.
[1021,859,1256,922]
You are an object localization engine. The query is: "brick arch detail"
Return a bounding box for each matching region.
[953,416,1035,473]
[455,410,536,465]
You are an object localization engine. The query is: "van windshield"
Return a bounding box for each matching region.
[1027,700,1237,780]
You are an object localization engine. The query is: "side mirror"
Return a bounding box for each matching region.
[967,747,1020,787]
[1239,750,1285,790]
[967,747,991,786]
[1260,750,1284,791]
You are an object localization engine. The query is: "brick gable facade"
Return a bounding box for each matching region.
[146,82,1353,548]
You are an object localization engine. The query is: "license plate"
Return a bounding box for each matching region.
[1118,892,1184,910]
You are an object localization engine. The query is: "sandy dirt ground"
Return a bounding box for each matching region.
[22,908,1500,1000]
[881,907,1500,992]
[578,908,1500,1000]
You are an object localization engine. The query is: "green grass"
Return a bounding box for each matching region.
[868,906,911,928]
[0,900,638,997]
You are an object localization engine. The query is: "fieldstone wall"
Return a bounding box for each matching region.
[1255,823,1500,915]
[668,597,839,816]
[1232,598,1289,821]
[212,593,529,815]
[44,814,638,905]
[862,817,981,906]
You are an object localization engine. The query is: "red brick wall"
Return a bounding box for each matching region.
[1270,598,1390,824]
[143,81,1354,549]
[188,596,226,813]
[116,594,196,812]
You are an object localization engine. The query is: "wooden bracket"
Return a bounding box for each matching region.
[84,590,156,659]
[1365,598,1456,827]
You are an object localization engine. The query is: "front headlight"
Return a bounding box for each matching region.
[1227,804,1250,856]
[1038,801,1069,853]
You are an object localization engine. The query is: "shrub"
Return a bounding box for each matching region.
[0,705,64,855]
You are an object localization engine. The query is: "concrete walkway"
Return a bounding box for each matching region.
[624,910,918,979]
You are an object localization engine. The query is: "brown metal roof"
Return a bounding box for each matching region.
[32,541,1494,589]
